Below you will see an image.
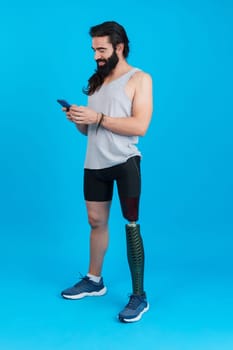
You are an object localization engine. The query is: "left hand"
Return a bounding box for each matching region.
[69,105,98,125]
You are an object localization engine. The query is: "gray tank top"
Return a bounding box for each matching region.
[84,68,141,169]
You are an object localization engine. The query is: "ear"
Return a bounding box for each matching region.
[116,43,124,54]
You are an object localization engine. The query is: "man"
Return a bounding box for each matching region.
[61,21,153,323]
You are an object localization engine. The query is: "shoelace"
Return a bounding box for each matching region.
[74,274,89,287]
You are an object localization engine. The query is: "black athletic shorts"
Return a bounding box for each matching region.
[84,156,141,202]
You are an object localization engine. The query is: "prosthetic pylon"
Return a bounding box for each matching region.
[125,223,145,295]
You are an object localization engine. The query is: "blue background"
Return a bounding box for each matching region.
[0,0,233,349]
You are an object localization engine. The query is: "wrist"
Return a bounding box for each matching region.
[96,112,101,124]
[96,112,105,133]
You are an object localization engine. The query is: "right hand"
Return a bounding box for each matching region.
[62,105,77,123]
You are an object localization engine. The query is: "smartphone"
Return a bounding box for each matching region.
[57,99,71,110]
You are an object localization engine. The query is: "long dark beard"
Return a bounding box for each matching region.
[96,50,119,78]
[83,50,119,95]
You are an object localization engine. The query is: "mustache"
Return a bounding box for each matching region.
[96,59,107,64]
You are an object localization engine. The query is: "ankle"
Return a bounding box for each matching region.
[87,273,101,283]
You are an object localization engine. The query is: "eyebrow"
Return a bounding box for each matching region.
[91,46,107,51]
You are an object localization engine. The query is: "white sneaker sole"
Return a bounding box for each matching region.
[62,287,107,300]
[119,303,150,323]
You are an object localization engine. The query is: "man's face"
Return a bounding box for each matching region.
[92,36,119,76]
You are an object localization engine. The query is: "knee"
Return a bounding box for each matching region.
[88,212,106,229]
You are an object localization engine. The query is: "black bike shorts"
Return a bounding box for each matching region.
[84,156,141,202]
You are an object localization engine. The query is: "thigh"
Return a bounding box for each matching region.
[84,169,114,201]
[116,156,141,198]
[116,156,141,222]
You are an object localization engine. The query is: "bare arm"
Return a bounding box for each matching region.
[101,72,153,136]
[75,123,88,136]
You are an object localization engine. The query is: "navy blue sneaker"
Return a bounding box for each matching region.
[118,293,149,322]
[61,276,107,300]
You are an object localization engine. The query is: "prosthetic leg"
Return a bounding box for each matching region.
[120,195,145,296]
[118,158,148,321]
[118,220,148,322]
[125,222,145,295]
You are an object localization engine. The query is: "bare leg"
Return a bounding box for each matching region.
[85,201,111,276]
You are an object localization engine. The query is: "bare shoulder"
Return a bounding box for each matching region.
[126,69,152,100]
[131,70,152,87]
[133,70,152,79]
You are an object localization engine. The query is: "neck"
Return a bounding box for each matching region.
[104,60,132,83]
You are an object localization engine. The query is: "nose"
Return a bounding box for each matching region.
[94,51,101,60]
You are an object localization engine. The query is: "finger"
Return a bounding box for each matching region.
[76,107,85,113]
[73,116,84,123]
[69,105,79,112]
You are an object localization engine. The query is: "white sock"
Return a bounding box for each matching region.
[87,273,101,283]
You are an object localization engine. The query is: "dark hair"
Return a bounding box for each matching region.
[89,21,129,58]
[83,21,130,95]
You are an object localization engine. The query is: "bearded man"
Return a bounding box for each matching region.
[60,21,153,323]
